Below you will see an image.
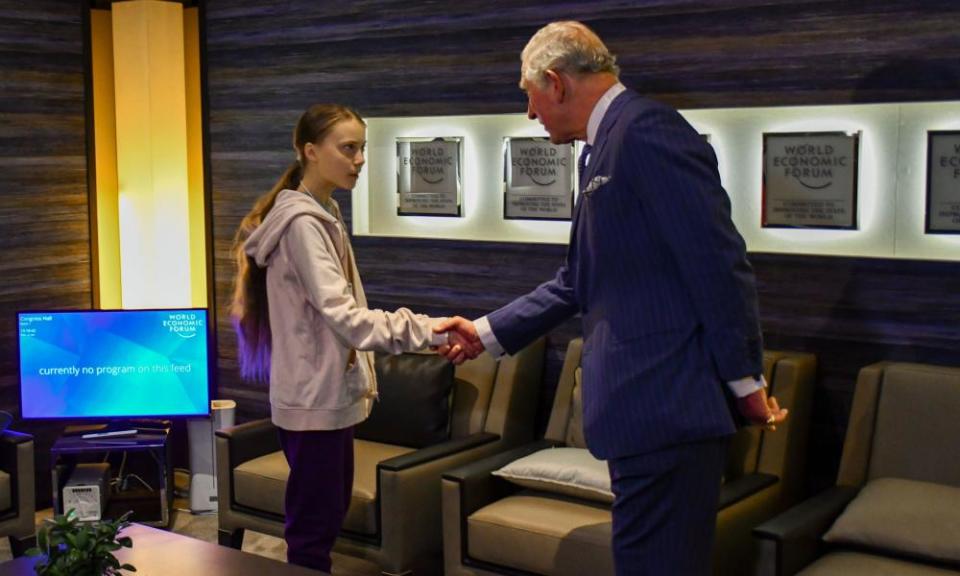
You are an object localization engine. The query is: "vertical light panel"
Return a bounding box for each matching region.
[90,9,122,309]
[112,0,191,308]
[184,7,208,307]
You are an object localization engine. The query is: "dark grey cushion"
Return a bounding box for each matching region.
[355,352,454,448]
[823,477,960,568]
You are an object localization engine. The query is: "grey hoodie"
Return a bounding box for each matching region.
[245,189,446,431]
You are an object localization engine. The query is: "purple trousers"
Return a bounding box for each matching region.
[278,426,354,573]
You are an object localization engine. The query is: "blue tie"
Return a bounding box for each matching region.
[578,143,592,176]
[578,143,593,193]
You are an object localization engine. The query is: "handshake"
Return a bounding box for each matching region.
[432,317,485,365]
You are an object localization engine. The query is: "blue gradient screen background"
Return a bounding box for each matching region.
[18,309,210,419]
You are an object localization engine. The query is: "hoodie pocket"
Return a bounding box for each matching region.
[343,357,370,404]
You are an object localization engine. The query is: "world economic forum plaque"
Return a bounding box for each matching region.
[762,131,860,229]
[926,131,960,234]
[396,137,463,217]
[503,137,574,220]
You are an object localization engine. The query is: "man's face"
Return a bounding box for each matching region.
[523,73,574,145]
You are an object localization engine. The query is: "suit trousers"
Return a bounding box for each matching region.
[608,436,729,576]
[278,426,354,573]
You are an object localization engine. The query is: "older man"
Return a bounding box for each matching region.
[438,21,786,575]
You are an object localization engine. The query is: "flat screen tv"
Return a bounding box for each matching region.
[18,308,211,421]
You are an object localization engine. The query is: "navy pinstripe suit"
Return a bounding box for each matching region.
[487,89,763,574]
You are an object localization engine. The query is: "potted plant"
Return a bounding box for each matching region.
[26,510,137,575]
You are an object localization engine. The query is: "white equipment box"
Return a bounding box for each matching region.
[62,463,111,521]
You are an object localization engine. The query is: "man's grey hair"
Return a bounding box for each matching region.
[520,21,620,88]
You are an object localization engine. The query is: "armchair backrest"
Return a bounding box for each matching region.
[725,351,816,481]
[544,338,584,446]
[837,362,960,488]
[449,336,546,445]
[754,351,817,504]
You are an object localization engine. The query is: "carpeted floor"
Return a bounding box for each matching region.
[0,502,381,576]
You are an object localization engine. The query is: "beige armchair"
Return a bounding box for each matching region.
[216,337,545,575]
[442,339,815,576]
[0,428,35,557]
[754,362,960,576]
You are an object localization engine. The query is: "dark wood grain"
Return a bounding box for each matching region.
[0,0,90,507]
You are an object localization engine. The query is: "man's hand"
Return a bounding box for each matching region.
[433,316,484,365]
[736,387,788,431]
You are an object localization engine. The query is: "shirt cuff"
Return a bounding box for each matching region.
[727,375,766,398]
[428,318,450,348]
[474,316,506,359]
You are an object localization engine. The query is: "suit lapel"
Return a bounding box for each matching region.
[581,89,634,185]
[571,89,637,239]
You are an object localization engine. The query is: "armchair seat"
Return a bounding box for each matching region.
[799,552,960,576]
[468,492,612,576]
[346,441,416,536]
[232,439,418,536]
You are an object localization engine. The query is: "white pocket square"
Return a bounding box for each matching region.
[583,175,610,194]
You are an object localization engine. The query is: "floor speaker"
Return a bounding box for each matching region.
[187,399,236,513]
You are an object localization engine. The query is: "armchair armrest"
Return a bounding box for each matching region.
[442,439,559,518]
[0,430,35,546]
[0,431,33,447]
[370,433,532,571]
[752,485,859,576]
[719,473,778,510]
[215,418,279,467]
[379,432,499,472]
[0,431,32,474]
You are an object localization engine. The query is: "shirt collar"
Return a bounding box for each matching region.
[586,82,626,146]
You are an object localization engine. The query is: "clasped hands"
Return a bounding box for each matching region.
[433,316,483,365]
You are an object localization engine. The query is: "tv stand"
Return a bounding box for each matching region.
[51,424,172,527]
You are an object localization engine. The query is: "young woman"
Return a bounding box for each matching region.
[230,104,453,572]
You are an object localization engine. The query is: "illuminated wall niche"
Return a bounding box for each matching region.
[353,101,960,261]
[90,0,207,309]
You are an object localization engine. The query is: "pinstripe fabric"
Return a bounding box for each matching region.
[487,89,763,460]
[608,438,728,575]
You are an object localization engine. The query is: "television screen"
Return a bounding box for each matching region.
[18,308,211,420]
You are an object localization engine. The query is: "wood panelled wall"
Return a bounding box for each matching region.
[203,0,960,493]
[0,0,90,503]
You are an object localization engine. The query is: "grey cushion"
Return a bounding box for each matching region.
[468,492,613,576]
[355,352,455,448]
[824,478,960,567]
[492,447,613,504]
[799,552,960,575]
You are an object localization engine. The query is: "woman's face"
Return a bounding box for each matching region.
[304,118,366,192]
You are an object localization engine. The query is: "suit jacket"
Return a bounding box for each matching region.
[487,89,763,459]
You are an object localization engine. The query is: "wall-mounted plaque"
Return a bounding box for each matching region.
[926,131,960,234]
[762,131,860,229]
[503,137,574,220]
[396,137,463,216]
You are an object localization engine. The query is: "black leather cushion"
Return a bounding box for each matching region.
[355,352,455,448]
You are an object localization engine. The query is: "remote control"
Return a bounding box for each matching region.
[82,429,138,439]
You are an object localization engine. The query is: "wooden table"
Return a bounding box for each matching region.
[0,523,323,575]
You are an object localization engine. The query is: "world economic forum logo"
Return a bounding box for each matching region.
[163,312,204,339]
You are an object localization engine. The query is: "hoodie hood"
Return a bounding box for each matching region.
[245,189,337,267]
